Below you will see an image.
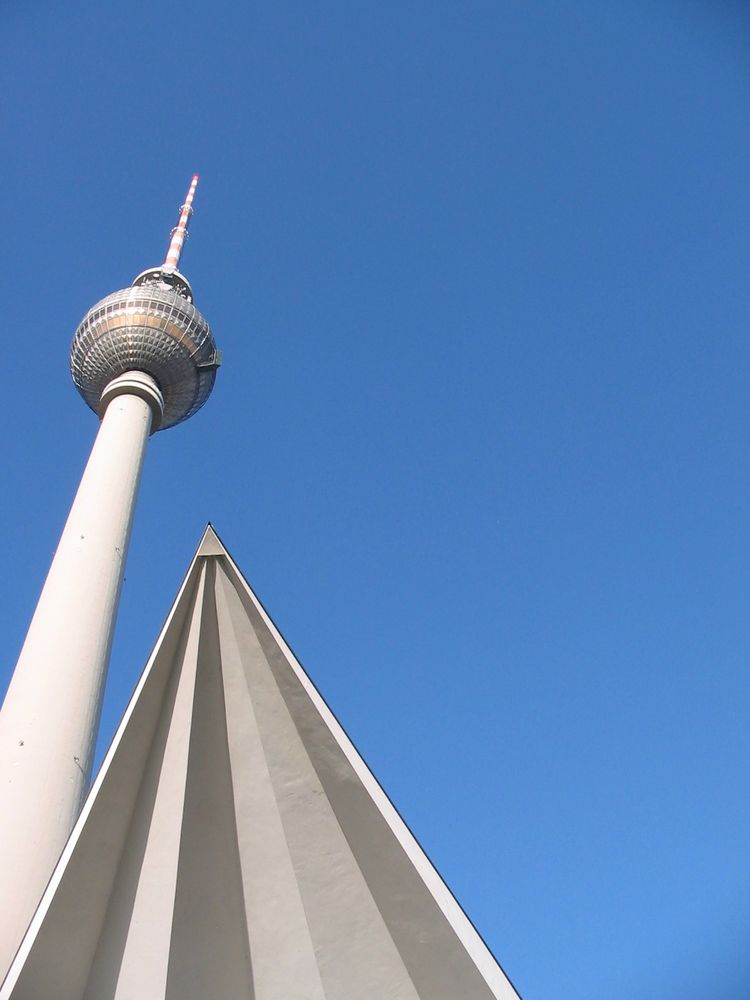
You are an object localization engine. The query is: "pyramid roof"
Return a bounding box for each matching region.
[1,527,520,999]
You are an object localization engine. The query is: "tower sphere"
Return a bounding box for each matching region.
[70,267,220,431]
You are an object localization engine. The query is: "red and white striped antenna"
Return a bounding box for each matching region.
[163,175,199,271]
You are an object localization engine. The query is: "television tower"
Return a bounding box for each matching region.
[0,178,220,975]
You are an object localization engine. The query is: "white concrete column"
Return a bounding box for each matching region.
[0,372,163,978]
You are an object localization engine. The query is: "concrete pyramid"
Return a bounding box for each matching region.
[1,527,520,999]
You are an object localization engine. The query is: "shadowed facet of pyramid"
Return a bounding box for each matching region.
[1,527,520,999]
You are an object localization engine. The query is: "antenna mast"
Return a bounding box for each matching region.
[164,174,199,271]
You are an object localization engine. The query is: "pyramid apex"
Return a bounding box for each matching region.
[195,523,226,557]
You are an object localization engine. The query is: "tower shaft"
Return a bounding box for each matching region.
[0,376,161,975]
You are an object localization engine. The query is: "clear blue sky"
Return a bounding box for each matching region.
[2,3,749,997]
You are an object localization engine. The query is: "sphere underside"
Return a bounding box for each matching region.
[70,286,218,430]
